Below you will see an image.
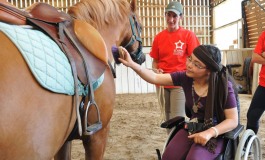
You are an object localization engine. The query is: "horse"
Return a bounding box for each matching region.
[0,0,144,159]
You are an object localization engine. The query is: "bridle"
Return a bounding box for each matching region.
[123,13,145,65]
[110,13,145,78]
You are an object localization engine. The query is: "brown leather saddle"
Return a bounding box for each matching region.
[0,2,107,136]
[0,2,108,84]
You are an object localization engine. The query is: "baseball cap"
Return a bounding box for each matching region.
[165,1,183,16]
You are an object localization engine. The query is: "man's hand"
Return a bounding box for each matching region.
[153,68,164,74]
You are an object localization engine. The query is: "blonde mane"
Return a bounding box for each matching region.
[68,0,131,29]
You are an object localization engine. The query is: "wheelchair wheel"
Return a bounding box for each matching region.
[161,126,177,154]
[235,129,262,160]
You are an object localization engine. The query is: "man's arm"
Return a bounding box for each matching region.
[152,59,158,69]
[251,52,265,65]
[152,59,163,73]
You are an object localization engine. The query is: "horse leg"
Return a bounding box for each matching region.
[0,32,76,159]
[54,141,72,160]
[83,68,115,160]
[82,124,110,159]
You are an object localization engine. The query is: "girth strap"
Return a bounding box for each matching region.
[56,22,82,135]
[63,23,102,135]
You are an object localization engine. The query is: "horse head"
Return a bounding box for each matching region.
[68,0,145,65]
[119,0,145,65]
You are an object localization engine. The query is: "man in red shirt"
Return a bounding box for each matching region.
[247,31,265,134]
[150,1,200,127]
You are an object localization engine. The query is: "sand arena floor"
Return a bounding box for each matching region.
[71,93,265,160]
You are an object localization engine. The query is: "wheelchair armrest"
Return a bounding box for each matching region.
[160,116,185,129]
[226,64,241,68]
[223,124,244,140]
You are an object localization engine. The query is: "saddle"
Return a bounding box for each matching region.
[0,2,108,83]
[0,2,108,136]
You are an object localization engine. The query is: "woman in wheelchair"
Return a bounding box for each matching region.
[118,45,238,160]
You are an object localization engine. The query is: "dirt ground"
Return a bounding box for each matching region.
[71,93,265,160]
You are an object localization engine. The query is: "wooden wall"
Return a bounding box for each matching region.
[138,0,211,46]
[7,0,79,11]
[7,0,211,46]
[242,0,265,48]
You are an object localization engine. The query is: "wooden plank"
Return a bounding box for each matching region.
[243,0,265,48]
[8,0,211,47]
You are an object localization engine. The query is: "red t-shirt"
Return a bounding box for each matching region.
[150,27,200,88]
[254,31,265,87]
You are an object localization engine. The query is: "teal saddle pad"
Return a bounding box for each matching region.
[0,22,104,95]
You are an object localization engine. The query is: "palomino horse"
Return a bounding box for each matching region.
[0,0,144,159]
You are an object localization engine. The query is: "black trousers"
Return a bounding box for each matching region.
[247,85,265,134]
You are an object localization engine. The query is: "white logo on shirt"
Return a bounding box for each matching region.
[175,40,184,49]
[174,40,184,56]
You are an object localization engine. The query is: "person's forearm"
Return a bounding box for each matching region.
[152,59,158,69]
[212,118,238,137]
[252,52,265,64]
[119,48,172,85]
[152,59,164,73]
[130,62,157,84]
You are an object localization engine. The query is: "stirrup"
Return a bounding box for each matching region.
[83,100,102,135]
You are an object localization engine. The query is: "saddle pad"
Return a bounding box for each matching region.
[0,22,104,95]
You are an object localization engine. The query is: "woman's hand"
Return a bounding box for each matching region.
[116,47,174,86]
[187,129,215,146]
[118,47,134,68]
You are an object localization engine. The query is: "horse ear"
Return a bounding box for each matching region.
[130,0,137,12]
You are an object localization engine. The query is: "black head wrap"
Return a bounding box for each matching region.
[193,45,228,153]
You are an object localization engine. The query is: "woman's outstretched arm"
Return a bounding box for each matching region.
[118,47,174,86]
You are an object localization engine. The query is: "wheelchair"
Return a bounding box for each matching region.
[156,94,262,160]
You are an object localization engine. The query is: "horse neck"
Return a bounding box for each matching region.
[98,24,125,63]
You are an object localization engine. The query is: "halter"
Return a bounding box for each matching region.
[124,14,144,64]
